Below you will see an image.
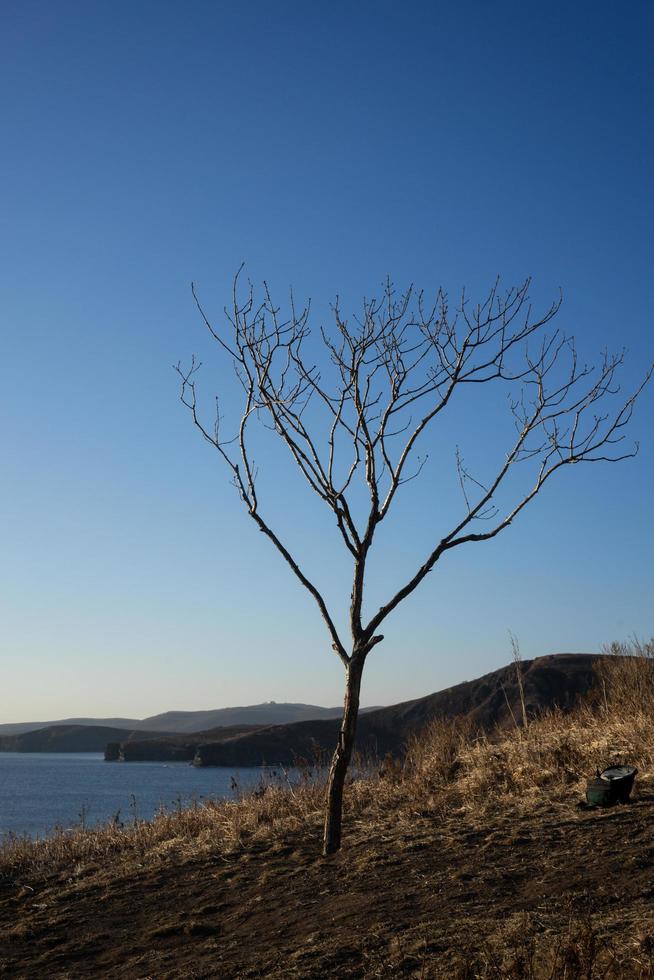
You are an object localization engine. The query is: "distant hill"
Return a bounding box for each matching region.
[117,653,602,766]
[0,703,380,738]
[0,725,174,754]
[0,718,144,737]
[139,703,379,733]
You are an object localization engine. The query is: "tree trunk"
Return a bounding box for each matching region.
[322,656,364,856]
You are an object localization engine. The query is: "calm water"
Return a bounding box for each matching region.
[0,753,275,839]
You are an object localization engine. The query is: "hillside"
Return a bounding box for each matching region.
[1,655,595,754]
[0,653,595,759]
[6,785,654,978]
[117,652,600,766]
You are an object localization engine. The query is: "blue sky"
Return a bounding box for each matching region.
[1,0,652,721]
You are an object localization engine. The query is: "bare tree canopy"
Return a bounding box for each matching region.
[177,270,651,854]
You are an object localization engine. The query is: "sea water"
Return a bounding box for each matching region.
[0,752,276,839]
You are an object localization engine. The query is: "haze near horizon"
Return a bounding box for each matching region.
[1,0,652,723]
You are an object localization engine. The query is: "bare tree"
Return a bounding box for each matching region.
[176,270,651,855]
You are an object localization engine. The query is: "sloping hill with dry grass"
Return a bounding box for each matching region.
[2,642,653,978]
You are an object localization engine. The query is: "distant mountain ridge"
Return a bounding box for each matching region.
[0,702,381,738]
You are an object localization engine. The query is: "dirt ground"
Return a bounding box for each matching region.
[2,789,654,979]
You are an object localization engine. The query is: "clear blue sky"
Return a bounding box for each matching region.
[1,0,652,722]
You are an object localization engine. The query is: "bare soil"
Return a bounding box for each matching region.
[2,786,654,979]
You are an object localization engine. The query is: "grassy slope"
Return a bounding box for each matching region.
[2,645,654,979]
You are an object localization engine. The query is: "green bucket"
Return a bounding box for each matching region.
[586,765,637,807]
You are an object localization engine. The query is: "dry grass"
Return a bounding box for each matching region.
[595,636,654,715]
[403,636,654,815]
[452,911,654,979]
[0,771,331,880]
[3,637,654,883]
[0,762,390,881]
[407,702,654,812]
